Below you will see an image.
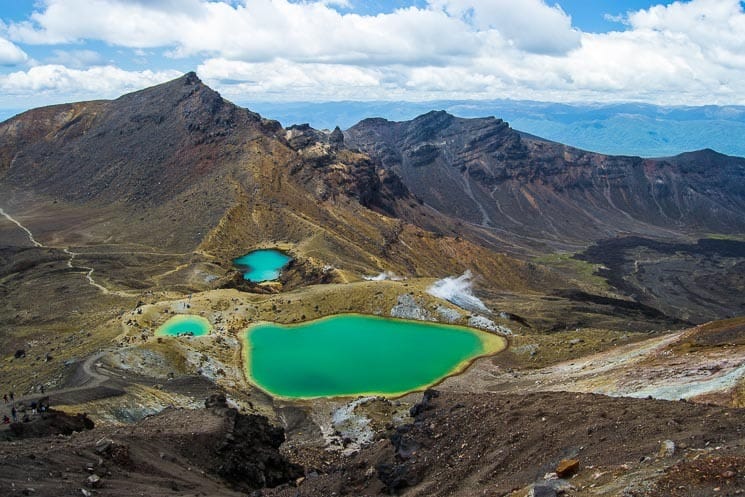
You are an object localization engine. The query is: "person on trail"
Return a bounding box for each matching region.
[2,415,9,424]
[9,392,14,402]
[2,394,6,403]
[10,406,17,422]
[40,385,44,394]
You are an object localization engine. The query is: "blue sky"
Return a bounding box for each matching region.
[334,0,664,31]
[1,1,745,112]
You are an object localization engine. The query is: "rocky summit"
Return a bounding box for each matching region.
[1,74,745,497]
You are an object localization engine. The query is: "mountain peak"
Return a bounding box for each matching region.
[411,110,455,128]
[114,71,212,106]
[183,71,201,85]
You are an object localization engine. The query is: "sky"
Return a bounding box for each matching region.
[1,0,745,112]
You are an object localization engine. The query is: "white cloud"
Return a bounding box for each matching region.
[0,37,28,66]
[46,49,106,68]
[0,65,181,107]
[198,58,383,101]
[627,0,745,69]
[2,0,745,106]
[429,0,580,55]
[8,0,479,65]
[320,0,351,7]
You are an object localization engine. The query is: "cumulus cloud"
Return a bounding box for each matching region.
[2,0,745,106]
[198,58,383,101]
[0,37,28,66]
[0,65,180,107]
[627,0,745,70]
[8,0,478,65]
[429,0,580,54]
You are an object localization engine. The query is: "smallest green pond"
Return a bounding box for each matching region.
[244,314,505,399]
[234,249,292,282]
[156,315,211,337]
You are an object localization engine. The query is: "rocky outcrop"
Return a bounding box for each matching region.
[1,409,94,440]
[284,123,413,214]
[210,409,303,491]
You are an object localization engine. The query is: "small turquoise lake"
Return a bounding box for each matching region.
[233,249,292,282]
[156,315,211,337]
[243,314,505,399]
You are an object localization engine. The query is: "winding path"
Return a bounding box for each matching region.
[1,349,124,416]
[0,207,43,247]
[62,248,113,295]
[1,204,137,296]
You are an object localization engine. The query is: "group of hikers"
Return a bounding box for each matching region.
[3,390,49,425]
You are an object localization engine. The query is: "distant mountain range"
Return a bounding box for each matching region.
[247,100,745,158]
[346,110,745,251]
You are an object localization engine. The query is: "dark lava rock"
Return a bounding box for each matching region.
[14,349,26,359]
[205,392,228,409]
[212,410,303,491]
[2,409,94,440]
[374,390,444,493]
[409,389,440,418]
[329,126,344,148]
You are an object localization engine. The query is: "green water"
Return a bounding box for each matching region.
[233,249,292,282]
[156,315,211,337]
[244,314,503,398]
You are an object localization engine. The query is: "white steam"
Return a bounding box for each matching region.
[363,271,404,281]
[426,270,489,314]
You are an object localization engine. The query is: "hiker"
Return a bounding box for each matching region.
[2,394,6,403]
[9,392,13,402]
[30,401,37,415]
[2,415,9,424]
[10,406,17,422]
[40,385,44,394]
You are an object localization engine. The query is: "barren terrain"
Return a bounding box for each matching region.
[1,74,744,497]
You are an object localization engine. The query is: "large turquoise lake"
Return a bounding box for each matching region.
[156,315,211,337]
[233,249,292,282]
[243,314,505,398]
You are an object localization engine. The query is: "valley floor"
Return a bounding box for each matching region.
[2,200,745,497]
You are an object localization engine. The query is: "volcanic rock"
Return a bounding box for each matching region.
[555,459,580,478]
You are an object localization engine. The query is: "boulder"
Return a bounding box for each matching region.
[205,393,228,409]
[555,459,580,478]
[658,440,675,458]
[529,484,557,497]
[86,474,102,488]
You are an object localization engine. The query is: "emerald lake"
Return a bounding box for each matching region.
[243,314,505,398]
[233,249,292,282]
[156,315,211,337]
